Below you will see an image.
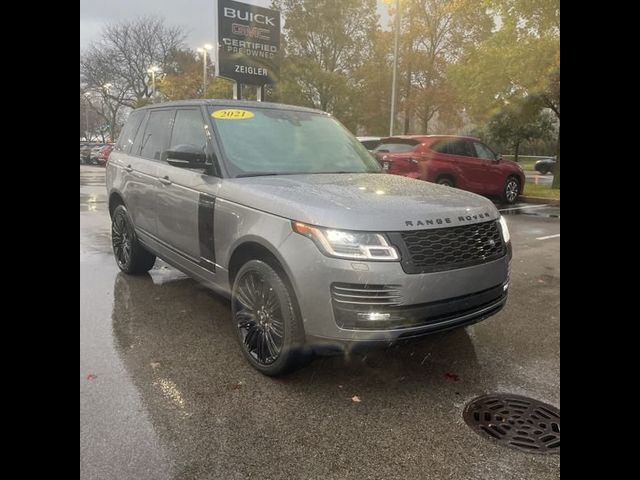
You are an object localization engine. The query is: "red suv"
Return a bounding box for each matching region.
[373,135,525,204]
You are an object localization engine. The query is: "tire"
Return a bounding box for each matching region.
[111,205,156,274]
[231,259,310,376]
[503,176,520,204]
[436,177,454,187]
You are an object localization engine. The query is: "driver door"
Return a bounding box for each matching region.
[156,108,218,265]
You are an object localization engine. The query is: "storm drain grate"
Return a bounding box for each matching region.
[463,394,560,454]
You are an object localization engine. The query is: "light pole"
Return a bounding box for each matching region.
[83,92,91,141]
[196,44,213,98]
[102,84,113,142]
[389,0,401,136]
[147,66,160,100]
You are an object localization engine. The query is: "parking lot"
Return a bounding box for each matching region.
[80,165,559,479]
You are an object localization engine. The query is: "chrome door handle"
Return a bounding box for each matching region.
[159,176,172,186]
[124,164,133,172]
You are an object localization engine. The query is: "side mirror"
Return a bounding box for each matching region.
[494,154,502,163]
[165,144,206,168]
[377,149,390,153]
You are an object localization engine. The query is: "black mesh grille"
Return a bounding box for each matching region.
[393,220,506,273]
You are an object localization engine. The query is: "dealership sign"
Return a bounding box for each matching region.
[217,0,281,85]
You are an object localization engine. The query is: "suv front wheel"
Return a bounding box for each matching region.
[231,260,310,376]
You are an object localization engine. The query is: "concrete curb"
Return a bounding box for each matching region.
[520,196,560,206]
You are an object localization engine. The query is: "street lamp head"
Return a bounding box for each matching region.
[204,43,213,50]
[147,65,160,73]
[196,47,205,53]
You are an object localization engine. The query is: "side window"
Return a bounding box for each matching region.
[169,109,208,152]
[474,142,496,160]
[115,111,144,154]
[139,110,174,161]
[432,140,452,154]
[451,140,476,157]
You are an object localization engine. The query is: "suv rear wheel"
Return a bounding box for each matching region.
[231,260,310,376]
[111,205,156,274]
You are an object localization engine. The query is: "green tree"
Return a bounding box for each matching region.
[448,0,559,185]
[396,0,493,133]
[484,101,555,162]
[273,0,379,130]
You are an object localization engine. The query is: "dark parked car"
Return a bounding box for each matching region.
[534,157,556,175]
[373,135,526,204]
[80,142,105,164]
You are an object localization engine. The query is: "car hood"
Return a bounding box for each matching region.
[219,173,499,231]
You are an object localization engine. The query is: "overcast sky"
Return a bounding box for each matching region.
[80,0,391,51]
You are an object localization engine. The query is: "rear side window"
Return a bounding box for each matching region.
[140,110,174,160]
[115,111,144,154]
[373,139,419,153]
[450,140,477,157]
[169,109,207,152]
[432,140,453,154]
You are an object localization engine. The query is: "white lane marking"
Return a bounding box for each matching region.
[499,204,551,212]
[536,234,560,240]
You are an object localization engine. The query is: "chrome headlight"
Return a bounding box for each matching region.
[292,222,399,261]
[498,215,510,243]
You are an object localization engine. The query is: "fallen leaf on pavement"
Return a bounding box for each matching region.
[351,395,361,403]
[86,373,97,381]
[444,373,460,381]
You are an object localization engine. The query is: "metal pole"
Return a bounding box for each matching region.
[203,50,208,98]
[257,85,264,102]
[85,101,90,141]
[151,71,156,100]
[389,0,400,136]
[233,82,241,100]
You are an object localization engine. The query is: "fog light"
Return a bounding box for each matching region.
[357,312,391,321]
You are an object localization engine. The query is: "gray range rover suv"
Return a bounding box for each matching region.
[106,100,511,376]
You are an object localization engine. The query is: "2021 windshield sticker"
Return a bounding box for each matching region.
[212,109,255,120]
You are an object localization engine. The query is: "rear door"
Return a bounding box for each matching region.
[130,108,174,237]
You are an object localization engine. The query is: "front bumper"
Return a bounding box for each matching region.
[279,233,511,345]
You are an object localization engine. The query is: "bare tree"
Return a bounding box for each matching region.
[81,16,186,113]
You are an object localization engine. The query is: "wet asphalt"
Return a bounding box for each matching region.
[80,165,560,480]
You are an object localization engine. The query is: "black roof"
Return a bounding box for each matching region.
[135,99,327,115]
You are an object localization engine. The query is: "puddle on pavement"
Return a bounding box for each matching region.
[148,263,189,285]
[499,206,560,218]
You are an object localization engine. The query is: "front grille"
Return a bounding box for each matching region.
[330,283,403,306]
[390,220,506,274]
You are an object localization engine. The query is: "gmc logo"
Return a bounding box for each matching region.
[232,23,270,40]
[224,8,275,26]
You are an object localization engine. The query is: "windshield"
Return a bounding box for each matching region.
[209,107,381,177]
[374,140,419,153]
